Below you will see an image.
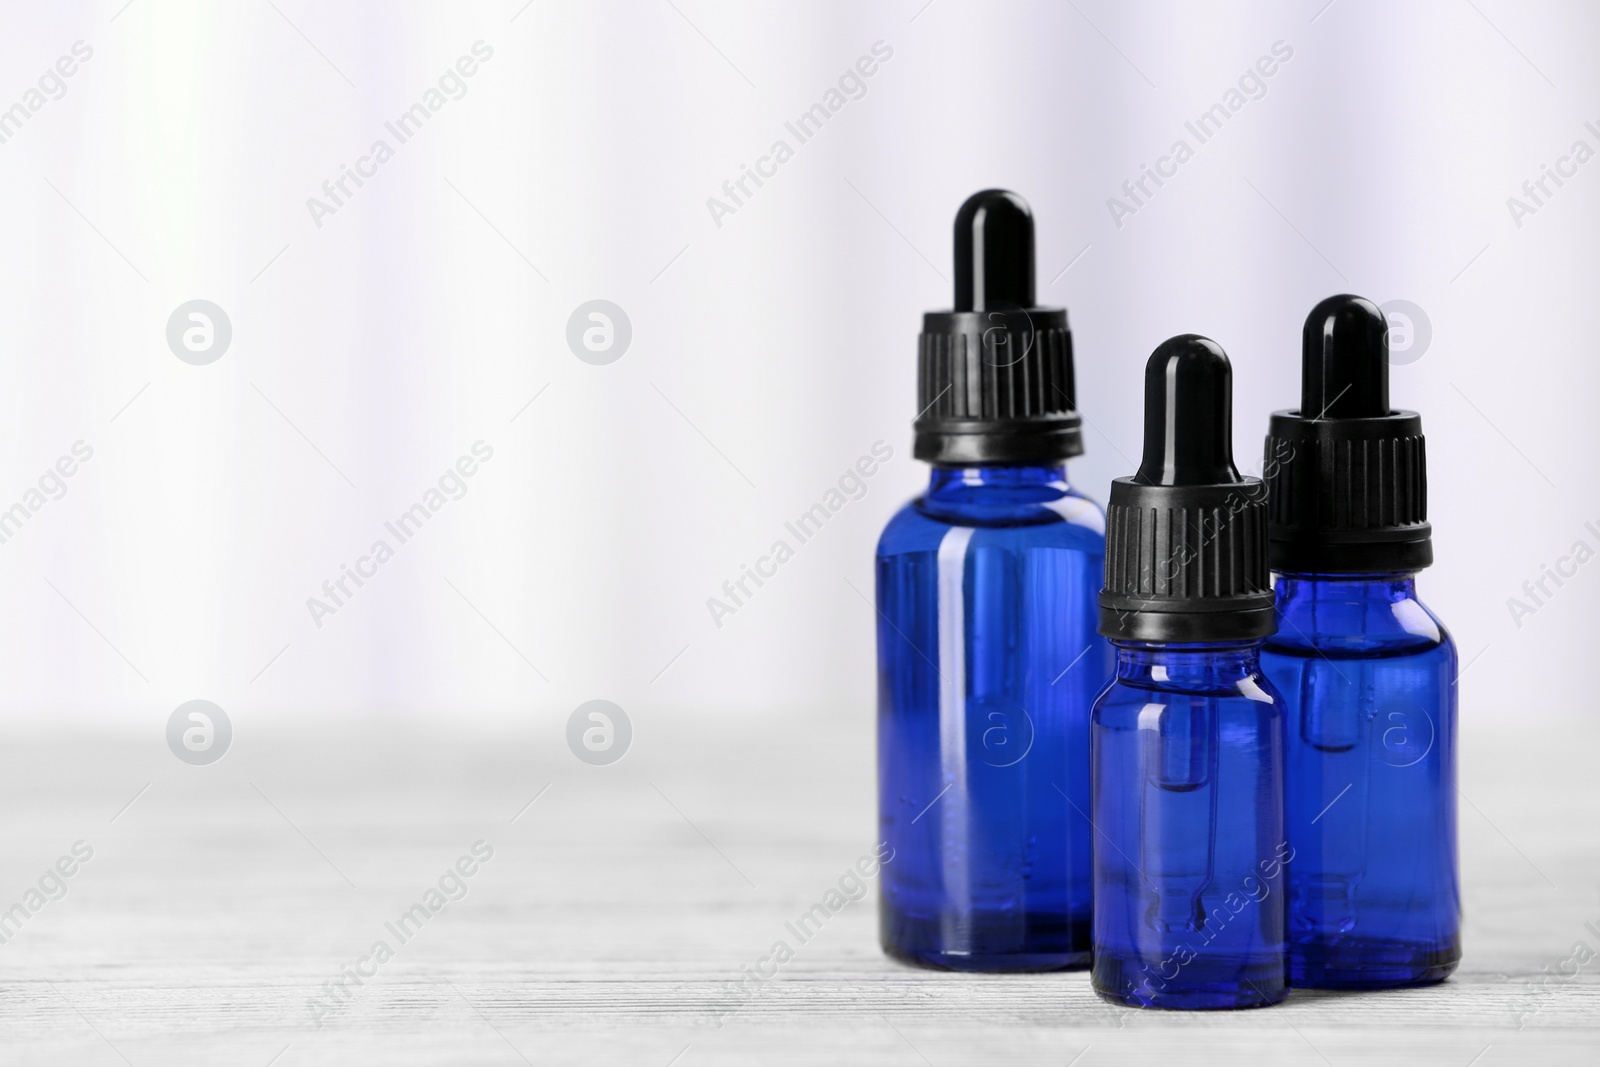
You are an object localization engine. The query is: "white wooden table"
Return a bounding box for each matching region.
[1,710,1594,1065]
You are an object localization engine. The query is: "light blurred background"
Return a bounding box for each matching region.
[0,0,1594,732]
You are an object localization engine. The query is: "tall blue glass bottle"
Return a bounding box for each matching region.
[1090,336,1288,1010]
[1260,295,1459,988]
[876,191,1110,971]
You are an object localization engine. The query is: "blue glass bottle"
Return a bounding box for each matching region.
[1091,642,1289,1008]
[877,463,1108,970]
[1090,335,1288,1010]
[1261,574,1459,986]
[1261,295,1459,987]
[875,190,1109,971]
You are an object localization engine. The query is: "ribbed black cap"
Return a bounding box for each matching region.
[913,190,1083,465]
[1265,295,1432,574]
[1099,336,1276,643]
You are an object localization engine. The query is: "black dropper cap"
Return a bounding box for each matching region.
[1264,295,1431,574]
[913,190,1082,465]
[1099,336,1276,643]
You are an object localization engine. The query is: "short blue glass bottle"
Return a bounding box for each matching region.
[1260,295,1460,988]
[875,189,1109,971]
[1090,335,1288,1010]
[1092,642,1290,1008]
[877,463,1108,970]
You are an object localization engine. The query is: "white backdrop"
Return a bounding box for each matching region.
[0,0,1594,728]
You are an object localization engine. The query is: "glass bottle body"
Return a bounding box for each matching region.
[1261,574,1460,988]
[1090,643,1289,1009]
[876,464,1110,971]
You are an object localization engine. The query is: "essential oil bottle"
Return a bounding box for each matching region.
[876,190,1110,971]
[1260,294,1460,988]
[1090,335,1289,1010]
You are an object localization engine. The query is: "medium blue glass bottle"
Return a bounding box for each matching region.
[1090,336,1288,1010]
[1262,575,1458,986]
[876,191,1110,971]
[1261,296,1459,988]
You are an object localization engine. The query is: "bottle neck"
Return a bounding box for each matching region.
[1112,640,1263,688]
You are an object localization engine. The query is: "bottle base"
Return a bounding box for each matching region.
[1291,937,1460,989]
[1092,950,1287,1010]
[880,908,1091,972]
[883,942,1091,972]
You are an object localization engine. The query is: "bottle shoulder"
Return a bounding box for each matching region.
[1265,582,1456,660]
[877,486,1105,557]
[1094,668,1285,706]
[1091,672,1286,734]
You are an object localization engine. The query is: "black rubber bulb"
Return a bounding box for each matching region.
[1301,294,1390,419]
[1134,335,1242,487]
[953,189,1035,312]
